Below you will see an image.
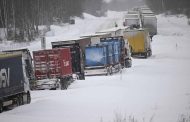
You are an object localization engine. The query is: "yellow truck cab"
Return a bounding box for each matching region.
[123,28,152,58]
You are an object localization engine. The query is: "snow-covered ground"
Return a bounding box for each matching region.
[0,12,190,122]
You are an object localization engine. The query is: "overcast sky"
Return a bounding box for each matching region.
[104,0,145,11]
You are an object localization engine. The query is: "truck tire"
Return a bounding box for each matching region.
[27,92,31,104]
[149,50,152,56]
[109,67,113,75]
[15,97,20,106]
[60,79,68,90]
[0,101,3,113]
[18,94,24,105]
[106,68,110,76]
[144,52,148,59]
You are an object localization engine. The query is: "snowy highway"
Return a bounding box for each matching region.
[0,12,190,122]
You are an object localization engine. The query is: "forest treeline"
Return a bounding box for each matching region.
[145,0,190,17]
[0,0,103,42]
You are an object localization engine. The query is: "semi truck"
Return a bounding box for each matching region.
[124,28,152,58]
[33,48,73,90]
[0,49,33,113]
[52,40,87,80]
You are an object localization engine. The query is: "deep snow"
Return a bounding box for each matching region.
[0,12,190,122]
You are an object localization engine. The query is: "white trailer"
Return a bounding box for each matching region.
[142,15,157,36]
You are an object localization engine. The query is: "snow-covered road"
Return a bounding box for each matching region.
[0,13,190,122]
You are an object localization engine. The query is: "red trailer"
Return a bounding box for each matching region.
[33,48,73,90]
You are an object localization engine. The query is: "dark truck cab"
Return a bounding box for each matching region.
[0,49,34,113]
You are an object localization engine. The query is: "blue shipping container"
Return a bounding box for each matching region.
[85,45,108,67]
[113,41,120,63]
[100,42,114,65]
[101,37,124,64]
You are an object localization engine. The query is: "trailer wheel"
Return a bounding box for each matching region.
[15,97,20,106]
[149,50,152,56]
[0,101,3,113]
[109,67,113,75]
[106,68,110,76]
[18,94,24,105]
[60,79,68,90]
[144,52,148,59]
[27,92,31,104]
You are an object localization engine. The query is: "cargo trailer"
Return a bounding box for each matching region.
[141,15,157,37]
[85,36,132,76]
[139,7,157,37]
[123,28,152,58]
[84,44,112,76]
[81,32,112,45]
[96,27,123,37]
[0,49,33,113]
[33,48,73,90]
[100,36,132,68]
[123,12,142,28]
[52,40,86,80]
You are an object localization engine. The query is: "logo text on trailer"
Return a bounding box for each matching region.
[63,61,69,67]
[0,68,10,88]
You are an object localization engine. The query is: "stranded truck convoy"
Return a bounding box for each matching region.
[0,49,33,113]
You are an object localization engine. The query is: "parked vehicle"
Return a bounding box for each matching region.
[33,48,73,90]
[123,12,142,28]
[139,7,157,37]
[96,27,123,37]
[123,28,152,58]
[52,39,87,80]
[100,36,132,68]
[0,49,33,113]
[81,33,112,45]
[85,44,111,76]
[141,15,157,37]
[85,36,132,76]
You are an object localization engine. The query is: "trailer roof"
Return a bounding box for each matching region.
[96,26,129,33]
[0,52,22,59]
[51,36,90,45]
[1,48,31,58]
[81,32,111,38]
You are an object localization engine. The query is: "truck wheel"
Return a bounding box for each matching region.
[149,50,152,56]
[144,52,148,58]
[106,68,109,76]
[61,82,68,90]
[27,92,31,104]
[18,95,24,105]
[109,67,112,75]
[15,97,20,106]
[0,102,3,113]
